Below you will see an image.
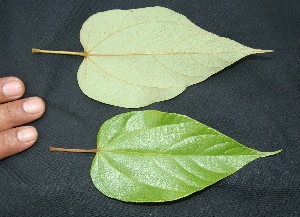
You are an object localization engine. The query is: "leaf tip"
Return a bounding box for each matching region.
[262,49,274,53]
[252,49,274,54]
[262,149,282,157]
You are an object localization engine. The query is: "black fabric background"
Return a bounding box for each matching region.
[0,0,299,216]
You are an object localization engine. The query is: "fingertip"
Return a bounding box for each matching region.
[22,97,46,116]
[16,126,38,154]
[0,126,38,160]
[0,76,25,103]
[17,126,38,144]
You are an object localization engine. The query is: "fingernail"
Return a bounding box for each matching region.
[23,98,44,114]
[17,127,37,142]
[2,80,23,97]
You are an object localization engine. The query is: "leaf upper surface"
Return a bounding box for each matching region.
[90,110,280,202]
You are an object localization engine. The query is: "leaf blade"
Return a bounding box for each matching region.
[90,111,280,202]
[78,7,272,108]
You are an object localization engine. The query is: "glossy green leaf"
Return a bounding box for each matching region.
[90,110,280,202]
[33,6,272,108]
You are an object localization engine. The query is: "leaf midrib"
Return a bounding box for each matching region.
[86,50,255,56]
[98,149,263,157]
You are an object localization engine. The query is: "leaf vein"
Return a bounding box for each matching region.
[151,54,200,80]
[172,157,213,182]
[202,141,234,154]
[167,157,211,186]
[190,156,229,174]
[151,158,197,189]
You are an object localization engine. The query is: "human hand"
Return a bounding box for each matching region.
[0,76,45,160]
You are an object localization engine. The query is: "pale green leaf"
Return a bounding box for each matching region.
[90,110,280,202]
[33,6,272,108]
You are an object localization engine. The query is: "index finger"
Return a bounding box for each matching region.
[0,77,25,103]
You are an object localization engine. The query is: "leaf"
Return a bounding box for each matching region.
[87,110,280,202]
[33,6,272,108]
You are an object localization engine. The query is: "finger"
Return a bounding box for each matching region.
[0,76,25,103]
[0,126,38,160]
[0,97,45,131]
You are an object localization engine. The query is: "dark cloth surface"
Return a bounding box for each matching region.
[0,0,299,216]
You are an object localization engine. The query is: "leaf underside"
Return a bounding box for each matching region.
[78,6,270,108]
[90,110,280,202]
